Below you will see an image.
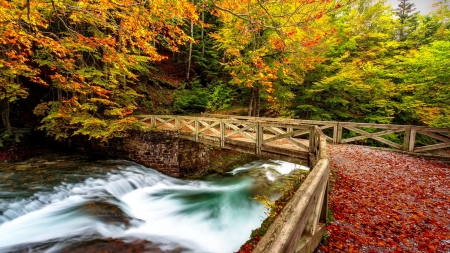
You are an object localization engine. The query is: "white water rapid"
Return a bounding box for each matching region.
[0,159,308,253]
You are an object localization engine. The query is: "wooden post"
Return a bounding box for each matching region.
[175,116,180,131]
[320,182,329,223]
[151,116,156,128]
[309,126,316,153]
[409,129,416,152]
[195,119,199,142]
[403,125,411,151]
[256,122,263,155]
[333,124,338,143]
[220,121,225,148]
[336,122,343,144]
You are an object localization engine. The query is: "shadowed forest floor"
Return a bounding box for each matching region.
[319,145,450,253]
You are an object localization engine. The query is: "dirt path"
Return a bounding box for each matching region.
[320,145,450,253]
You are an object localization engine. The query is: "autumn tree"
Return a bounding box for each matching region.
[211,0,354,117]
[0,0,198,141]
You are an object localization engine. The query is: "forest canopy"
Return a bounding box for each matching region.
[0,0,449,144]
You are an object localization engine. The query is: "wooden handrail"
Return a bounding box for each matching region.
[197,114,450,153]
[252,127,329,253]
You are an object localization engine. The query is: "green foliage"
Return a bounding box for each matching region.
[206,82,235,111]
[0,128,30,148]
[173,85,209,113]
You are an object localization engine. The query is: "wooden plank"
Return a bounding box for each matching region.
[175,117,180,130]
[262,129,311,144]
[411,126,450,132]
[403,126,411,151]
[320,182,329,223]
[198,120,221,136]
[154,117,176,129]
[309,127,316,153]
[295,224,326,253]
[304,174,328,236]
[409,130,417,152]
[340,122,408,129]
[225,123,256,141]
[282,137,310,151]
[342,126,403,149]
[261,146,310,159]
[337,123,343,144]
[151,116,156,128]
[332,125,338,144]
[195,119,199,142]
[256,122,263,155]
[414,142,450,152]
[178,119,195,132]
[220,121,225,148]
[265,126,287,135]
[416,130,450,143]
[342,128,404,143]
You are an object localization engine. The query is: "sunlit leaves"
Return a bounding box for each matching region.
[212,0,352,116]
[1,0,198,140]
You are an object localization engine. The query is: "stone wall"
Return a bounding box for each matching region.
[178,139,210,177]
[83,130,209,178]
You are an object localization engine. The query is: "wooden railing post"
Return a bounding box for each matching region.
[220,120,225,148]
[336,122,343,144]
[409,128,416,152]
[320,182,329,223]
[333,123,338,143]
[309,126,316,153]
[256,122,263,155]
[403,125,411,151]
[194,119,199,142]
[175,116,180,131]
[151,116,156,128]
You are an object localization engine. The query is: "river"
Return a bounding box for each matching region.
[0,155,308,253]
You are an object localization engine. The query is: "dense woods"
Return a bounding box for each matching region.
[1,0,449,145]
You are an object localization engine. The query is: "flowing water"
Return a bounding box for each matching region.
[0,155,308,253]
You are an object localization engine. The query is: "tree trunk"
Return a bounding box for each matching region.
[255,86,260,117]
[248,88,254,116]
[1,99,12,133]
[201,2,205,55]
[186,0,194,80]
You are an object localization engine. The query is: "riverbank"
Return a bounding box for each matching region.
[0,144,53,163]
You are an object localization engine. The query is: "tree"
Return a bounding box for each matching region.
[0,0,198,141]
[296,0,400,123]
[394,0,419,42]
[211,0,353,117]
[395,41,450,127]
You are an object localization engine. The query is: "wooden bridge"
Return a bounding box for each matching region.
[136,114,450,161]
[136,114,450,253]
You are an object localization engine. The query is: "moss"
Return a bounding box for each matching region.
[236,169,309,253]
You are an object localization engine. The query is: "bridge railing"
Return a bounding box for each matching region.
[201,114,450,153]
[253,126,330,253]
[136,115,320,164]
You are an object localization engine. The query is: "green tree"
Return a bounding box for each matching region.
[395,41,450,127]
[296,0,400,123]
[394,0,419,42]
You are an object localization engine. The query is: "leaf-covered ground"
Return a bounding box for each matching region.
[321,145,450,253]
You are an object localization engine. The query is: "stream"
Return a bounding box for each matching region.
[0,155,308,253]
